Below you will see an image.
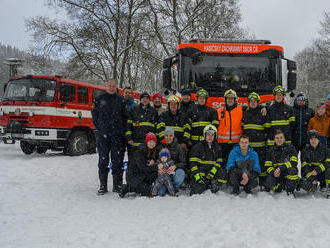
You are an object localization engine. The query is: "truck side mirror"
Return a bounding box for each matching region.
[287,59,296,71]
[287,72,296,91]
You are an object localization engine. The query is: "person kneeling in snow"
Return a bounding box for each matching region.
[189,124,227,195]
[151,148,177,197]
[226,135,261,195]
[300,130,330,193]
[264,129,299,195]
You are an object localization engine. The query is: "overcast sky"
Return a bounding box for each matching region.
[0,0,329,59]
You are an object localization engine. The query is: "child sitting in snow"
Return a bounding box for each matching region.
[151,148,177,197]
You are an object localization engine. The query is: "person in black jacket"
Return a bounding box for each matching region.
[242,92,269,186]
[156,127,186,196]
[126,92,158,150]
[300,130,330,193]
[264,129,299,195]
[157,95,190,148]
[120,132,163,197]
[91,79,126,195]
[189,124,227,195]
[292,92,314,152]
[188,89,218,147]
[265,86,295,146]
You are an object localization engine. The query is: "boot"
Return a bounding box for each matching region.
[231,186,240,195]
[97,185,108,195]
[119,184,129,198]
[112,175,123,193]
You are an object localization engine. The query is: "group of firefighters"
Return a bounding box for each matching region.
[91,79,330,197]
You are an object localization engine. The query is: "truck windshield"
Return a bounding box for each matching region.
[180,55,279,96]
[2,78,57,102]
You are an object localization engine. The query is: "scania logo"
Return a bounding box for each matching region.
[15,108,21,115]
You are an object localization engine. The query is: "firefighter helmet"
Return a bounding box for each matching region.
[248,92,260,102]
[167,95,181,105]
[224,89,238,100]
[203,124,217,138]
[272,85,286,95]
[196,88,209,99]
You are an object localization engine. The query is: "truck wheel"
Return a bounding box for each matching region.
[66,131,89,156]
[36,146,48,154]
[20,141,36,155]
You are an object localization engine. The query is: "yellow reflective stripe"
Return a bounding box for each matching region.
[306,172,313,179]
[194,173,201,181]
[191,135,204,141]
[189,157,200,162]
[217,179,227,184]
[290,156,298,163]
[267,167,274,174]
[285,141,292,144]
[259,172,268,177]
[267,140,275,146]
[326,179,330,184]
[189,157,218,166]
[284,162,292,169]
[212,120,219,125]
[125,131,132,136]
[132,122,155,127]
[127,119,133,124]
[273,183,281,190]
[265,161,273,166]
[243,124,265,130]
[325,158,330,163]
[169,126,184,132]
[249,141,266,148]
[184,132,190,138]
[183,123,191,130]
[157,122,165,129]
[210,167,217,175]
[191,166,198,172]
[264,122,271,128]
[286,175,299,180]
[216,158,223,163]
[191,121,210,127]
[288,116,295,122]
[158,131,164,138]
[133,142,142,147]
[270,120,290,125]
[302,162,309,168]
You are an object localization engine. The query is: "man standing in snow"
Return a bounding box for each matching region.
[91,79,126,195]
[226,135,260,195]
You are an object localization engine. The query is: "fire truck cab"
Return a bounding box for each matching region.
[163,39,297,108]
[0,75,106,155]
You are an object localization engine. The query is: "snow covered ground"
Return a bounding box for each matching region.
[1,142,330,248]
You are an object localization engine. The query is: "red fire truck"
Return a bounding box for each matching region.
[0,75,107,155]
[162,39,297,108]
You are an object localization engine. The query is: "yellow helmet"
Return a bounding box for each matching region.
[248,92,260,102]
[203,124,217,138]
[167,95,181,105]
[224,89,238,100]
[196,88,209,99]
[272,85,286,95]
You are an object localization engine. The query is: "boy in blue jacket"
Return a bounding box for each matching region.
[227,135,261,195]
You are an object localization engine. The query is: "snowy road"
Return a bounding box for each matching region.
[1,142,330,248]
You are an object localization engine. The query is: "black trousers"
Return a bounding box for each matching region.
[228,167,258,191]
[97,133,124,186]
[264,167,298,193]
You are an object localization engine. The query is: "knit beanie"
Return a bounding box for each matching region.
[164,127,175,136]
[153,93,162,100]
[159,148,171,158]
[145,132,157,143]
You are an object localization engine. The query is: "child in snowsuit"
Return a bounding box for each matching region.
[151,148,176,196]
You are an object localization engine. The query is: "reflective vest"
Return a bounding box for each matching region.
[217,105,243,143]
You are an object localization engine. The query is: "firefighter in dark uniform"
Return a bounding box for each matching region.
[157,95,190,149]
[264,129,299,195]
[91,79,126,195]
[265,85,295,146]
[188,89,218,147]
[189,125,227,195]
[300,130,330,193]
[126,92,158,151]
[242,92,269,187]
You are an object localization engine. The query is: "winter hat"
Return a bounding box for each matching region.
[181,89,191,96]
[159,148,171,158]
[145,132,157,143]
[140,92,150,100]
[309,130,319,140]
[164,127,175,136]
[296,92,307,101]
[153,93,162,100]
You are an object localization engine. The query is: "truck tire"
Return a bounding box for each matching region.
[20,141,36,155]
[66,131,89,156]
[36,146,48,154]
